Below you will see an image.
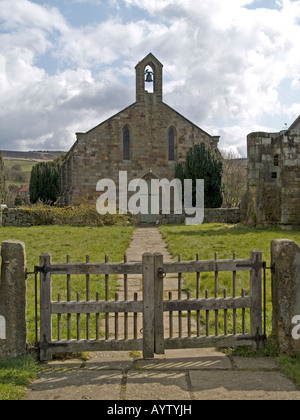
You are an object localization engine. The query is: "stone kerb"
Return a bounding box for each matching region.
[271,239,300,355]
[0,240,27,359]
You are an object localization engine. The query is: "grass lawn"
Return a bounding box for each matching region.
[0,225,134,400]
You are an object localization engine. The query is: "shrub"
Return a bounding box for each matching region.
[21,202,132,227]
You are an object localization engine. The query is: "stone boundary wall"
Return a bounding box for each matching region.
[1,208,36,227]
[1,208,245,227]
[203,208,245,224]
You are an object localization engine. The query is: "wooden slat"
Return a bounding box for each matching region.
[142,253,155,359]
[51,300,143,315]
[163,296,252,312]
[86,255,90,341]
[46,338,144,354]
[164,334,254,350]
[154,253,164,355]
[124,255,128,340]
[66,255,71,341]
[105,255,109,341]
[163,258,253,274]
[39,253,52,361]
[47,262,143,275]
[250,250,263,349]
[168,292,173,339]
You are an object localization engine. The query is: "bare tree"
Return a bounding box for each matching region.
[0,152,7,205]
[221,150,247,208]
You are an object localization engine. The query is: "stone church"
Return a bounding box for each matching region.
[59,53,220,222]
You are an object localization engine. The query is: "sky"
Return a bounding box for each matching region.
[1,0,300,157]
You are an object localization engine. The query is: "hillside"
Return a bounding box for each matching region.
[1,151,64,198]
[1,150,63,161]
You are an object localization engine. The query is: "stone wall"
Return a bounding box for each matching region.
[203,208,245,224]
[247,130,300,228]
[1,208,36,227]
[1,207,245,227]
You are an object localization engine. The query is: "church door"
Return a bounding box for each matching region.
[140,177,157,224]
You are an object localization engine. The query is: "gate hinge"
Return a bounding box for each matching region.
[237,327,266,350]
[25,265,46,280]
[263,261,275,274]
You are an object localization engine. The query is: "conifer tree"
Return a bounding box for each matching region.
[29,158,61,204]
[175,143,223,208]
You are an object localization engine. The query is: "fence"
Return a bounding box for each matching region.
[38,250,263,361]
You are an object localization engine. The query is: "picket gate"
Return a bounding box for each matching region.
[38,250,263,361]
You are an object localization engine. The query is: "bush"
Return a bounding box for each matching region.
[21,202,132,227]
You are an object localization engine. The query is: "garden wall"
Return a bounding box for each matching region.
[1,207,245,227]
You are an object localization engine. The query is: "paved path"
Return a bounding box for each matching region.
[26,227,300,401]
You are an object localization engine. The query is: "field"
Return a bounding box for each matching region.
[2,151,62,187]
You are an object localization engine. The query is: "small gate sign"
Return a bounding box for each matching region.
[0,316,6,340]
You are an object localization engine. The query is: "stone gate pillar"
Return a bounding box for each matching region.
[0,240,27,359]
[271,239,300,355]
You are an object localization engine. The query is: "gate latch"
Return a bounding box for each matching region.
[157,267,166,279]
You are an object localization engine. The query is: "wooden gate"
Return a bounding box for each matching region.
[38,250,264,361]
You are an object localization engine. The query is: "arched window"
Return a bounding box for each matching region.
[168,127,175,161]
[123,126,130,161]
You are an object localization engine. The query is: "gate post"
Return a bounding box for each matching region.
[154,253,164,355]
[250,250,263,349]
[39,253,52,362]
[142,253,155,359]
[0,240,27,359]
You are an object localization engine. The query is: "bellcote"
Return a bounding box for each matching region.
[135,53,163,103]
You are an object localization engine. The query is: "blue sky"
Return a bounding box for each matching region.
[1,0,300,156]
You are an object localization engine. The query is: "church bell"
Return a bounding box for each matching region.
[145,70,153,83]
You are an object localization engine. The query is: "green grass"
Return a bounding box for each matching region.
[0,355,40,400]
[3,158,37,173]
[159,223,300,386]
[278,354,300,389]
[0,225,135,400]
[0,225,135,344]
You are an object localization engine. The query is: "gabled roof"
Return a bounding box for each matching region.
[135,53,163,69]
[19,182,30,193]
[289,115,300,130]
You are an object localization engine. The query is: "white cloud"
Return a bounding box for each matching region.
[1,0,300,155]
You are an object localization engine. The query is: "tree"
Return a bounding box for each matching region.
[30,158,62,205]
[221,150,247,208]
[175,143,223,208]
[0,152,6,204]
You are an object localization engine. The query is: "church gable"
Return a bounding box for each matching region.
[289,115,300,130]
[59,54,220,207]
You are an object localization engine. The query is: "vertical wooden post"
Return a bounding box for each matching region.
[154,252,164,355]
[142,252,155,359]
[39,253,52,361]
[250,250,263,349]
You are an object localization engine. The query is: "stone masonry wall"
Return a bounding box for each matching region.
[247,130,300,228]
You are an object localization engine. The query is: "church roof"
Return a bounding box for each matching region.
[289,115,300,130]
